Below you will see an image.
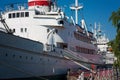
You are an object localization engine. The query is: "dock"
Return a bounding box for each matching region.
[67,68,120,80]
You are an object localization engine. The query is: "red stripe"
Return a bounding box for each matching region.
[28,1,50,6]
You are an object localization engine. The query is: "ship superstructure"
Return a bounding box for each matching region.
[0,0,104,79]
[93,23,115,64]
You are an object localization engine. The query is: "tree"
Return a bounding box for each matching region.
[109,7,120,65]
[109,8,120,32]
[109,8,120,80]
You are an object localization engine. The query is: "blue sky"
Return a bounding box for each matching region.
[0,0,120,40]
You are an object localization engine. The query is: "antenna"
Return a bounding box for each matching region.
[70,0,83,24]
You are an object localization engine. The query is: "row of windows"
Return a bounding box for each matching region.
[2,53,61,63]
[4,53,34,60]
[74,32,92,43]
[21,28,27,32]
[76,46,95,54]
[11,28,27,33]
[8,12,29,18]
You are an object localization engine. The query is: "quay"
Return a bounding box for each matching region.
[67,67,120,80]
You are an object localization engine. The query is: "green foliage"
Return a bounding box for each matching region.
[109,8,120,68]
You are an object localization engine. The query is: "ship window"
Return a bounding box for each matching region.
[59,20,64,24]
[21,28,23,32]
[8,14,11,18]
[21,12,24,17]
[13,13,15,18]
[16,13,20,17]
[55,29,58,33]
[25,12,29,17]
[47,29,49,33]
[25,28,27,32]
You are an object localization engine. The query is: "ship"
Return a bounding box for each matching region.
[93,23,115,64]
[0,0,104,79]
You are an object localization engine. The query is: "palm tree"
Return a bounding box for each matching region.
[109,8,120,80]
[109,8,120,32]
[109,8,120,62]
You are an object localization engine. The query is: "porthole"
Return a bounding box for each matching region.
[40,58,42,61]
[31,57,33,60]
[26,56,28,59]
[13,54,15,58]
[5,53,8,56]
[19,56,22,59]
[56,60,58,62]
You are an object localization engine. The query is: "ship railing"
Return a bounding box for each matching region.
[49,47,82,59]
[53,47,96,63]
[51,47,104,65]
[45,47,65,58]
[66,49,90,62]
[53,47,97,73]
[4,3,27,12]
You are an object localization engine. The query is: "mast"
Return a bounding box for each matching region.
[70,0,83,24]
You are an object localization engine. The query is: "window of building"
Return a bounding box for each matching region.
[25,12,29,17]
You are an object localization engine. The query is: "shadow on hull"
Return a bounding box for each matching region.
[3,74,67,80]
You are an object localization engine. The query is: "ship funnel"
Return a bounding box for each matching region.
[28,0,52,12]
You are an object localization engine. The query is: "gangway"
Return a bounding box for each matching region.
[62,49,115,80]
[62,49,96,73]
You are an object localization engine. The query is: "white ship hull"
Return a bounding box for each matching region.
[0,31,80,79]
[0,0,104,79]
